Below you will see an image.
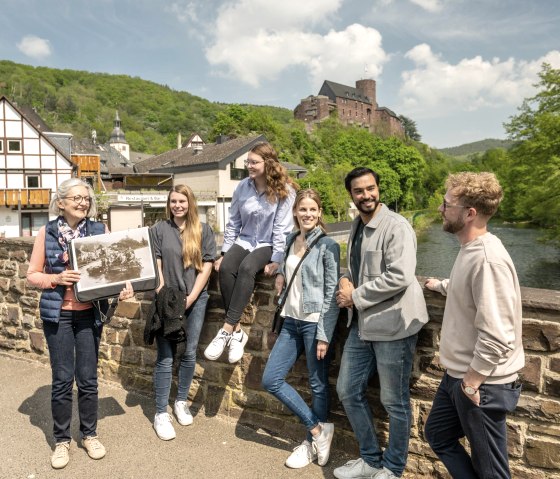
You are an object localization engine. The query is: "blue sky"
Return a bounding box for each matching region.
[1,0,559,148]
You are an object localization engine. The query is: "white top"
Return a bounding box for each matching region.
[281,244,320,323]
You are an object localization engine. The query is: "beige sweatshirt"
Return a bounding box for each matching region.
[434,232,524,384]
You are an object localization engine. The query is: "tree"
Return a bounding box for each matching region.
[399,115,422,142]
[503,63,560,241]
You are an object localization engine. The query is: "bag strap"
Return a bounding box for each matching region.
[277,232,325,309]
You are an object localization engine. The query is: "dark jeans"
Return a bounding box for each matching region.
[262,317,332,441]
[336,322,417,476]
[425,372,522,479]
[219,244,272,325]
[154,291,209,414]
[43,309,101,443]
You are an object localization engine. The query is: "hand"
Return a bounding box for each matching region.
[55,269,81,286]
[336,281,355,308]
[275,274,285,296]
[424,278,440,291]
[264,262,279,276]
[185,293,194,309]
[316,340,329,360]
[461,382,481,406]
[214,256,223,272]
[119,281,134,301]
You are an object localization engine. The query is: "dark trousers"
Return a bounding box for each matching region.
[425,372,521,479]
[219,244,272,325]
[43,309,101,443]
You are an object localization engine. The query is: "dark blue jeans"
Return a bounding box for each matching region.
[43,309,101,443]
[262,317,332,441]
[154,291,209,413]
[425,373,521,479]
[336,322,417,477]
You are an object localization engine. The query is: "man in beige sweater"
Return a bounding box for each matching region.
[424,172,524,479]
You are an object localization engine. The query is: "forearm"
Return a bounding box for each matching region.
[189,262,213,301]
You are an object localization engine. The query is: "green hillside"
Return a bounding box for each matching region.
[438,138,514,158]
[0,60,293,154]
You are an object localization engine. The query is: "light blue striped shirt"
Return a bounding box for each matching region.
[221,177,296,263]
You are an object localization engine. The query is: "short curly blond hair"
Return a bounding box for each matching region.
[445,172,503,217]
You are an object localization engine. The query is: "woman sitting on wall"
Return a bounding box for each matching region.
[262,188,340,469]
[204,141,298,364]
[27,178,134,470]
[149,184,216,441]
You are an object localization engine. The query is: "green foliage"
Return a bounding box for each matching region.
[399,115,422,141]
[438,138,514,158]
[503,63,560,240]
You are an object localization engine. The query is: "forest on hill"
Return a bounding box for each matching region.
[438,138,514,158]
[1,60,557,241]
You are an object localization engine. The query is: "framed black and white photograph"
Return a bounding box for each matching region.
[69,226,159,302]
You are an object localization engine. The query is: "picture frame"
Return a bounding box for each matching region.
[69,226,159,302]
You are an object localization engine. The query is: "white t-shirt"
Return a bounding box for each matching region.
[281,243,320,323]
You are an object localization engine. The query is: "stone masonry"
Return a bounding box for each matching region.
[1,237,559,478]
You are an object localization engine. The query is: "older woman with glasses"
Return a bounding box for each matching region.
[27,178,133,470]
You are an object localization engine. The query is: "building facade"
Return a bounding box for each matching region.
[294,79,404,137]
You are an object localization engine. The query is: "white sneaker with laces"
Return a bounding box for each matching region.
[204,328,232,360]
[373,467,397,478]
[51,442,70,469]
[174,400,193,426]
[312,422,334,466]
[154,412,176,440]
[333,458,382,479]
[285,440,317,469]
[228,328,248,363]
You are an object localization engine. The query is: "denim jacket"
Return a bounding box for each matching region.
[277,227,340,343]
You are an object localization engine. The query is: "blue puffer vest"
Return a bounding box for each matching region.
[40,218,108,325]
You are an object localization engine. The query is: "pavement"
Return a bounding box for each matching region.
[0,354,350,479]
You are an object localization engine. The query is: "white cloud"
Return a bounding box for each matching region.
[203,0,387,88]
[399,44,560,119]
[409,0,444,13]
[17,35,52,59]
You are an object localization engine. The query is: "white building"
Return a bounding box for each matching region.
[0,96,74,237]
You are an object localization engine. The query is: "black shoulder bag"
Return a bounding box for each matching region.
[271,233,325,335]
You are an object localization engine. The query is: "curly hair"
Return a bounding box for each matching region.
[166,184,203,271]
[250,142,299,203]
[445,172,503,217]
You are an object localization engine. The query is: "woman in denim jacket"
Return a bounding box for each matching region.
[262,188,340,470]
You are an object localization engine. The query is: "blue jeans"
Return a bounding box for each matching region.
[43,309,101,443]
[425,373,521,479]
[336,322,417,477]
[262,317,332,440]
[154,291,209,414]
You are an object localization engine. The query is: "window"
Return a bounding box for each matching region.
[26,176,40,188]
[21,212,48,237]
[8,140,21,153]
[0,140,3,153]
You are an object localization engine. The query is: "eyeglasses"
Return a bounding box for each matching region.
[63,195,92,204]
[244,160,264,167]
[442,200,470,211]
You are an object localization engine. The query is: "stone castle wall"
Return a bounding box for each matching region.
[1,237,559,478]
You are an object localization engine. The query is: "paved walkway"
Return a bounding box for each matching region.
[1,354,350,479]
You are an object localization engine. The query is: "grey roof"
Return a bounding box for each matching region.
[319,80,373,105]
[72,138,135,176]
[280,161,307,173]
[376,106,400,119]
[109,111,127,144]
[44,133,73,158]
[19,106,52,132]
[135,134,266,173]
[129,151,154,164]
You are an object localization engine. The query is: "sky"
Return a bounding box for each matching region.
[1,0,559,148]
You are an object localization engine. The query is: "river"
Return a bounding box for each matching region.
[416,221,560,291]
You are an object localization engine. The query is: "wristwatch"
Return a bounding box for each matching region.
[462,382,478,395]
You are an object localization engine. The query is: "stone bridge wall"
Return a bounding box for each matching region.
[1,237,559,478]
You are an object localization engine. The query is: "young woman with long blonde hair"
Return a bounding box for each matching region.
[150,184,216,440]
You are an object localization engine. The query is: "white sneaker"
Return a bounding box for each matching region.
[153,412,176,440]
[204,328,232,360]
[373,467,397,478]
[174,400,193,426]
[228,328,248,363]
[285,440,317,469]
[312,422,334,466]
[333,458,382,479]
[51,442,70,469]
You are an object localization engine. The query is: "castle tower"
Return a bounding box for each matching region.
[356,79,377,108]
[108,111,130,161]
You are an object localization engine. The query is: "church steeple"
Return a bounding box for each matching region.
[108,110,130,160]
